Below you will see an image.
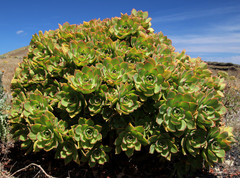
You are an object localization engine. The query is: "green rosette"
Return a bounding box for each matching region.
[149,132,178,161]
[114,123,148,157]
[72,117,102,150]
[67,66,102,94]
[27,111,67,152]
[133,58,169,99]
[155,91,197,136]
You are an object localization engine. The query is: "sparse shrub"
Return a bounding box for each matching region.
[0,71,8,142]
[219,71,240,115]
[9,9,235,177]
[217,71,229,79]
[0,55,7,59]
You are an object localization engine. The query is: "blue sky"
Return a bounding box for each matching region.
[1,0,240,64]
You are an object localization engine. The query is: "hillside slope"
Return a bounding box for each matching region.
[0,46,29,95]
[1,46,29,58]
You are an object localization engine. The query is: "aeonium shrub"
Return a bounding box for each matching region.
[9,9,235,176]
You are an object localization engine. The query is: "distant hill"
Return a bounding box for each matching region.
[2,46,29,58]
[207,61,240,71]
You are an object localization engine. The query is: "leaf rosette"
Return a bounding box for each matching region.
[44,56,65,77]
[181,129,207,157]
[9,91,26,120]
[68,40,98,67]
[115,83,141,115]
[23,90,53,119]
[149,132,178,161]
[28,111,67,152]
[88,93,105,116]
[131,35,156,56]
[114,123,148,157]
[133,59,169,98]
[73,118,102,150]
[131,9,153,31]
[124,47,146,63]
[84,145,111,167]
[202,127,235,166]
[11,61,46,89]
[96,57,135,86]
[55,139,80,165]
[55,83,86,118]
[67,66,102,94]
[177,70,201,94]
[109,13,139,40]
[196,89,227,129]
[155,91,197,135]
[97,38,129,59]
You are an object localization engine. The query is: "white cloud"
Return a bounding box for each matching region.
[152,5,240,23]
[151,4,240,65]
[168,29,240,64]
[217,25,240,32]
[152,4,240,55]
[170,33,240,54]
[16,30,24,35]
[171,34,240,45]
[175,45,240,54]
[209,14,240,33]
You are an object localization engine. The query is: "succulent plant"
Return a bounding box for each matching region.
[114,123,148,157]
[9,9,235,177]
[181,129,207,157]
[55,138,80,165]
[202,126,235,166]
[109,13,140,40]
[23,90,53,118]
[55,83,86,118]
[149,132,178,161]
[87,92,105,116]
[195,89,227,130]
[72,117,102,150]
[68,40,98,67]
[84,144,111,167]
[133,58,169,99]
[67,66,102,94]
[115,83,142,115]
[28,111,67,152]
[96,57,135,86]
[155,91,197,136]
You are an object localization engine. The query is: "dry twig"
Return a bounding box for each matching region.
[11,163,56,178]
